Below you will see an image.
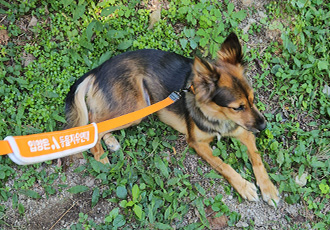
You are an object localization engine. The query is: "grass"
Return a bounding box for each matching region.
[0,0,329,229]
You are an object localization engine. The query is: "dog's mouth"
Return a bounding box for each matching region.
[249,127,262,134]
[240,125,259,133]
[238,121,267,134]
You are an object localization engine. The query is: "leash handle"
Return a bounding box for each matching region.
[4,124,98,165]
[0,92,181,165]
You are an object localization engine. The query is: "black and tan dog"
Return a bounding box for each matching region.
[65,33,279,206]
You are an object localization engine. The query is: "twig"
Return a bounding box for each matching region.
[48,201,76,230]
[0,15,7,24]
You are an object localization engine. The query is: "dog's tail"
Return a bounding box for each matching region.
[65,74,94,129]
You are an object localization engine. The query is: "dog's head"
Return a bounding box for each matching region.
[192,33,266,133]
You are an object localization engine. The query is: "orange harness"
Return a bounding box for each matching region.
[0,88,191,165]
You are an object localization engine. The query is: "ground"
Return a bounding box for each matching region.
[3,142,311,230]
[0,0,322,229]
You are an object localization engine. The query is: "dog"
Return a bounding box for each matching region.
[65,33,279,206]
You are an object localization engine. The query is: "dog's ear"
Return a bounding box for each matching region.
[217,33,243,65]
[193,57,218,102]
[193,57,218,81]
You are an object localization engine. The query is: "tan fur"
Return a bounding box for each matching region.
[157,110,187,135]
[66,75,95,128]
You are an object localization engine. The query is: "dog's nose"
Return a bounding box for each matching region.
[258,121,267,131]
[256,119,267,131]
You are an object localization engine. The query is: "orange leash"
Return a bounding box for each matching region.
[0,91,183,164]
[97,94,177,133]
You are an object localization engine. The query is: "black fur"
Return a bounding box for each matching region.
[212,87,236,107]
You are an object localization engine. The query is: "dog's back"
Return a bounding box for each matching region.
[65,49,193,130]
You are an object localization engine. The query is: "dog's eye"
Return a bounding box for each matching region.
[232,105,245,111]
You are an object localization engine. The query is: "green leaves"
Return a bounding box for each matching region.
[104,207,126,228]
[132,184,139,201]
[98,51,113,65]
[60,0,74,8]
[89,157,109,174]
[67,185,89,194]
[194,197,209,227]
[73,3,86,21]
[116,185,127,199]
[319,182,330,194]
[113,214,126,227]
[19,189,41,199]
[105,207,119,223]
[154,155,169,178]
[86,20,103,41]
[258,4,330,222]
[281,33,297,54]
[180,28,199,50]
[154,222,172,229]
[227,2,235,15]
[101,6,118,17]
[133,204,143,219]
[117,40,133,50]
[105,208,126,228]
[116,184,145,220]
[226,2,247,20]
[318,60,328,71]
[91,187,100,208]
[174,1,246,57]
[0,165,15,183]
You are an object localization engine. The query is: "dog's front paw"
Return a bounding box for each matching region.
[236,179,259,202]
[258,179,280,207]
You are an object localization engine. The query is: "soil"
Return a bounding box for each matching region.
[1,1,315,229]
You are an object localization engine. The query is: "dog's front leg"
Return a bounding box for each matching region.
[188,137,259,202]
[234,128,280,206]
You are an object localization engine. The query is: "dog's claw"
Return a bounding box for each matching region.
[260,181,280,207]
[259,180,280,207]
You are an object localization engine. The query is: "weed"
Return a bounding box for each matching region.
[0,0,329,228]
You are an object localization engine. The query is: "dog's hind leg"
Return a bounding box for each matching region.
[90,131,110,164]
[103,133,121,152]
[88,76,151,164]
[90,119,144,164]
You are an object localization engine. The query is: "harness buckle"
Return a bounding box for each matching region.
[169,91,181,101]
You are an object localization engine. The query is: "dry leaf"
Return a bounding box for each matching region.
[22,52,36,67]
[295,172,308,187]
[172,146,177,155]
[148,8,161,29]
[0,29,9,45]
[28,16,38,28]
[205,206,228,230]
